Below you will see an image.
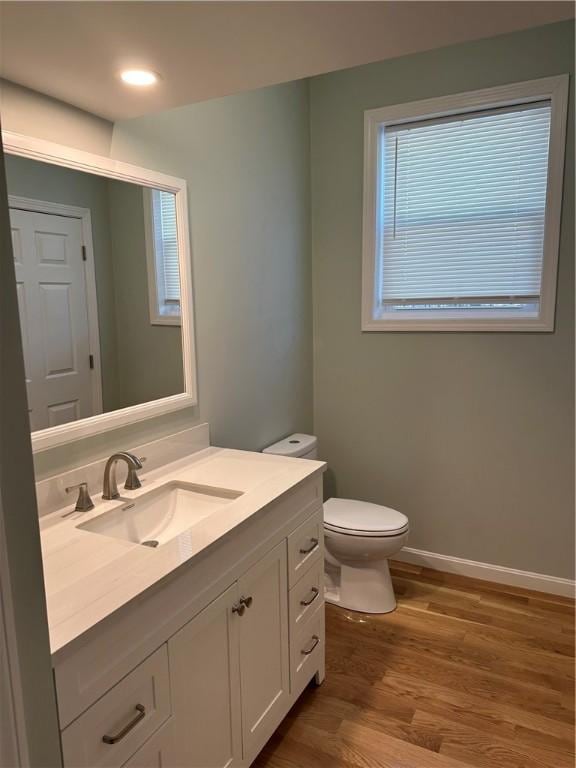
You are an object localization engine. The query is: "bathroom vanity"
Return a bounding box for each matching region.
[38,431,326,767]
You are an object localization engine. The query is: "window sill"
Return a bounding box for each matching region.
[150,313,182,327]
[362,316,554,332]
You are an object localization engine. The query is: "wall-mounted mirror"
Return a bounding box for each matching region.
[3,131,197,451]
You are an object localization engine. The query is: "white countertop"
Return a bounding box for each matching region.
[40,447,325,657]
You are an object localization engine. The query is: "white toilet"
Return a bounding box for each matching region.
[263,434,409,614]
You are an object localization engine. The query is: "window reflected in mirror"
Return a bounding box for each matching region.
[5,154,185,432]
[145,188,181,325]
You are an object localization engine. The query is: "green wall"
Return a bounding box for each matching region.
[107,180,183,407]
[108,80,313,454]
[310,21,574,579]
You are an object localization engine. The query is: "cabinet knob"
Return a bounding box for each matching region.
[232,602,246,616]
[240,595,253,609]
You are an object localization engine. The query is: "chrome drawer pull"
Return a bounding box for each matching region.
[299,537,319,555]
[300,587,319,607]
[301,635,320,655]
[102,704,146,744]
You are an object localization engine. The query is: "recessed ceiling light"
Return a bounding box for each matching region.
[120,69,159,87]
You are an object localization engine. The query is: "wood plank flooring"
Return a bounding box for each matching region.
[255,562,575,768]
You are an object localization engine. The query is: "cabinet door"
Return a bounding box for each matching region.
[122,720,174,767]
[168,583,242,768]
[237,541,289,762]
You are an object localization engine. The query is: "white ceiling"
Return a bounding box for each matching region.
[0,1,573,122]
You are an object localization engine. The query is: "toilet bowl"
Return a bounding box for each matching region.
[263,434,409,614]
[323,497,408,613]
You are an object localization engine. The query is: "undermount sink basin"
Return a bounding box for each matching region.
[77,481,243,547]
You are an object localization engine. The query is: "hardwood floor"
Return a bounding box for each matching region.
[255,562,575,768]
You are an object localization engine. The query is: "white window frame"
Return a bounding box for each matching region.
[143,188,182,326]
[361,76,569,332]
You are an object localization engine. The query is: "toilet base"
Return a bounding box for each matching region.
[324,558,397,614]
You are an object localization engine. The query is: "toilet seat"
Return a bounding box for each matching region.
[324,522,409,537]
[324,497,409,538]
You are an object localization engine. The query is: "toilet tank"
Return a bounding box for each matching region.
[263,433,317,459]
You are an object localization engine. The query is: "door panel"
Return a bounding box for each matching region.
[237,541,289,762]
[168,583,242,768]
[48,400,80,427]
[14,279,36,428]
[9,207,93,430]
[40,283,76,374]
[35,229,69,264]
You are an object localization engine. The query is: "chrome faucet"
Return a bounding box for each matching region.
[102,452,143,500]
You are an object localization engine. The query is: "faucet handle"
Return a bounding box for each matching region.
[124,457,144,491]
[65,482,95,513]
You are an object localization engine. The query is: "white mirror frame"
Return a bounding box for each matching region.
[2,130,198,452]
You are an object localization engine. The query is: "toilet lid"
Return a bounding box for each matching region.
[323,497,409,537]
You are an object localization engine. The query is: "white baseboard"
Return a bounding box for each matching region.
[395,547,575,599]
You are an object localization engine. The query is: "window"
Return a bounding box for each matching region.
[362,77,568,331]
[144,188,181,325]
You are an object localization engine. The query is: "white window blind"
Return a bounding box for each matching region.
[152,189,181,304]
[378,102,552,316]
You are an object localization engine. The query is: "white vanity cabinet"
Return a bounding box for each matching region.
[60,646,171,768]
[169,540,289,767]
[237,541,290,760]
[54,473,325,768]
[169,583,242,767]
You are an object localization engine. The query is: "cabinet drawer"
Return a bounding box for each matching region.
[287,510,323,587]
[290,605,325,698]
[61,646,171,768]
[121,719,173,768]
[289,558,324,632]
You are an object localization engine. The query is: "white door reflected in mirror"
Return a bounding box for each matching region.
[11,208,94,431]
